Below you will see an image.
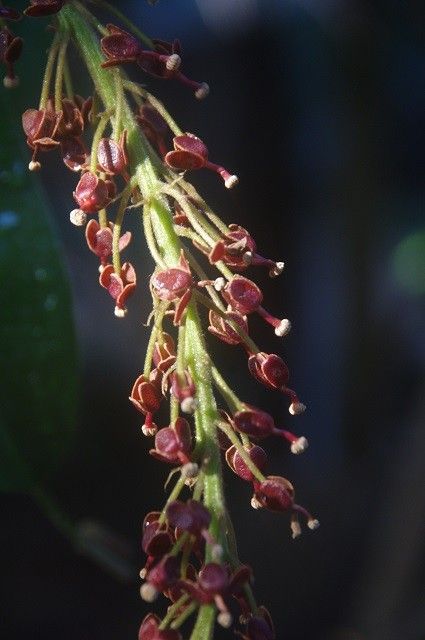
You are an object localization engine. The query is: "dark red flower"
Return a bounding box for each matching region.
[22,107,60,167]
[138,613,182,640]
[61,136,88,172]
[225,444,268,481]
[85,219,131,267]
[166,499,211,537]
[97,131,128,175]
[142,518,173,559]
[207,309,248,345]
[137,103,170,157]
[150,251,193,324]
[129,373,161,415]
[247,352,289,391]
[152,332,176,372]
[222,275,262,315]
[99,261,136,316]
[236,607,275,640]
[165,133,238,188]
[73,171,112,213]
[0,26,22,88]
[149,418,192,465]
[24,0,65,17]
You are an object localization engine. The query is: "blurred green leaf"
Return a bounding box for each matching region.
[0,91,78,492]
[392,230,425,296]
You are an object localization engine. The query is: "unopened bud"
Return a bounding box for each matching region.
[166,53,181,72]
[289,401,306,416]
[224,174,239,189]
[3,75,19,89]
[195,82,209,100]
[69,208,87,226]
[140,582,158,602]
[114,306,127,318]
[290,436,308,455]
[275,318,291,337]
[28,160,41,172]
[181,396,198,413]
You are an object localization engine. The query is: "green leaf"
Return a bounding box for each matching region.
[0,91,78,492]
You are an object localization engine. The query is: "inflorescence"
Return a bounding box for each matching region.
[2,1,319,638]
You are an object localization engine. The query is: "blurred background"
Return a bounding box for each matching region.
[1,1,425,639]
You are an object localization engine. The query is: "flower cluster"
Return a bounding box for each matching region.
[9,2,319,638]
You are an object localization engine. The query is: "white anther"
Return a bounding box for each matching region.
[251,496,262,510]
[275,318,291,337]
[213,277,226,291]
[289,401,306,416]
[217,612,233,628]
[195,82,210,100]
[291,520,302,539]
[182,462,198,479]
[28,160,41,172]
[141,424,157,437]
[307,518,320,531]
[140,583,158,602]
[181,396,198,413]
[166,53,181,72]
[3,75,19,89]
[69,208,87,226]
[224,174,239,189]
[290,436,309,455]
[114,306,127,318]
[139,568,147,579]
[270,261,285,277]
[211,544,224,562]
[242,251,253,266]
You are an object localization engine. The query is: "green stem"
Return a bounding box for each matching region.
[54,35,69,113]
[211,365,243,412]
[39,31,61,109]
[112,183,131,275]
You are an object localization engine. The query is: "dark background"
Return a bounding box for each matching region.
[2,1,425,639]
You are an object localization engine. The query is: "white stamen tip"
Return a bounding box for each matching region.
[3,75,19,89]
[28,160,41,172]
[142,424,157,437]
[114,306,127,318]
[217,612,233,628]
[69,208,87,226]
[291,520,302,539]
[308,518,320,531]
[289,401,306,416]
[270,261,285,277]
[181,396,198,413]
[195,82,209,99]
[251,496,262,510]
[242,251,253,266]
[166,53,181,72]
[224,174,239,189]
[140,583,158,602]
[182,462,198,479]
[213,277,226,291]
[290,436,309,455]
[139,568,147,579]
[275,318,291,337]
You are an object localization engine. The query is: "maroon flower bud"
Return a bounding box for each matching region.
[0,7,22,20]
[142,520,172,558]
[23,0,65,17]
[85,219,132,267]
[208,309,248,345]
[61,136,88,172]
[137,103,170,157]
[73,171,111,213]
[225,444,268,481]
[149,418,192,465]
[152,332,176,372]
[222,275,263,315]
[0,27,22,87]
[97,132,128,175]
[248,352,289,390]
[99,262,136,316]
[55,98,84,140]
[241,607,275,640]
[166,499,211,536]
[129,373,161,415]
[198,563,229,596]
[165,134,238,188]
[142,554,180,600]
[101,24,142,67]
[232,408,275,439]
[252,475,295,513]
[22,108,60,167]
[138,613,182,640]
[150,251,192,325]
